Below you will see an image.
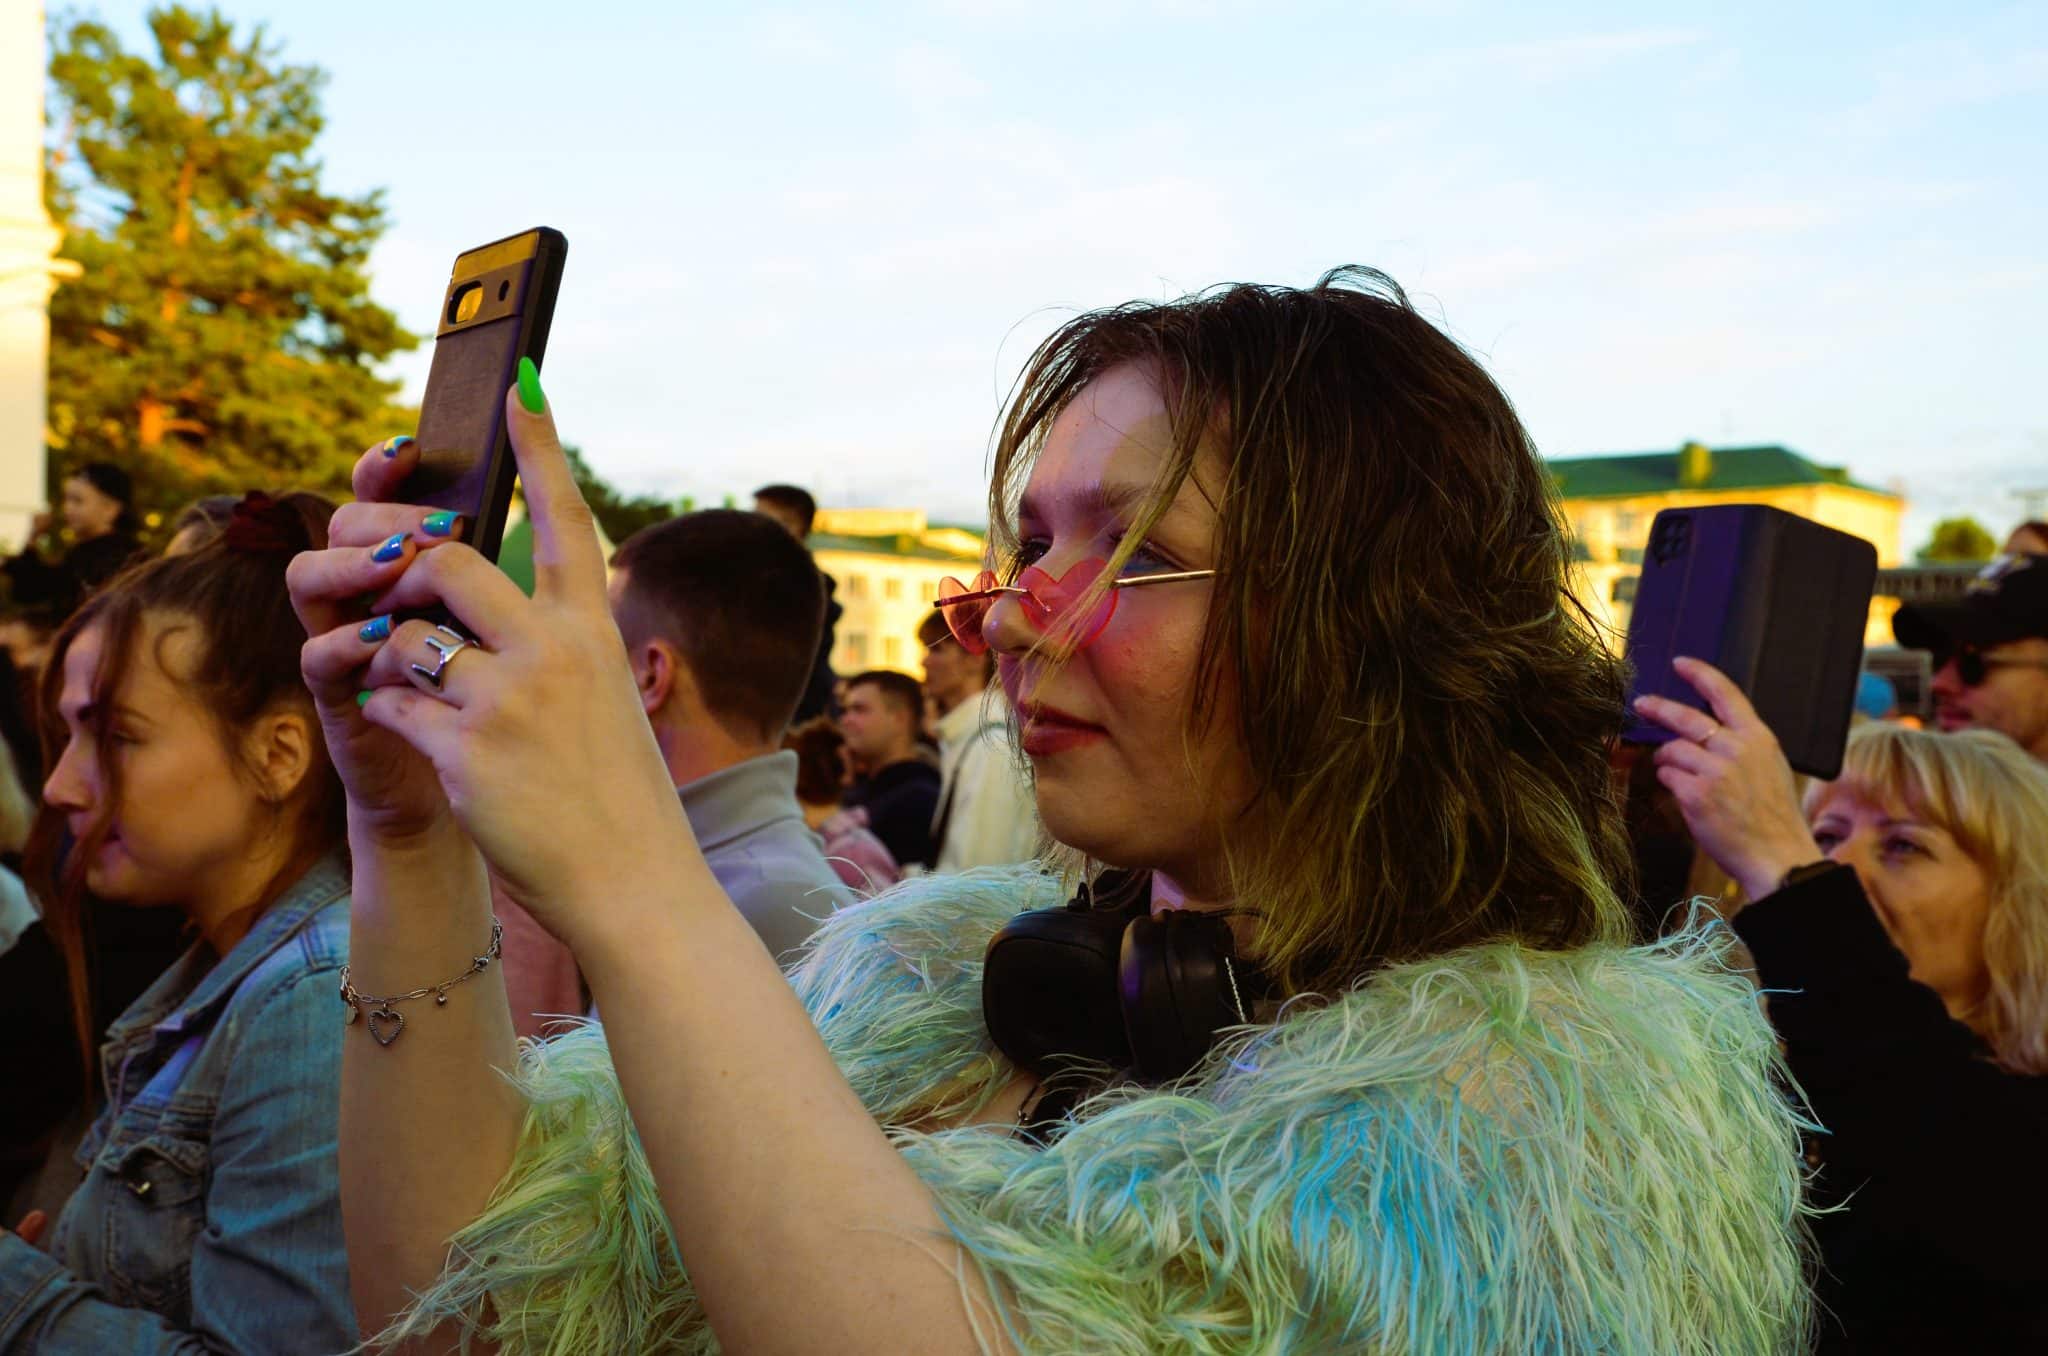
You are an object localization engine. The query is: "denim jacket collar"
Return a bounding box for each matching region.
[101,852,350,1052]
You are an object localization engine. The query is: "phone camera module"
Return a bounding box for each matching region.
[1650,515,1692,566]
[447,282,483,326]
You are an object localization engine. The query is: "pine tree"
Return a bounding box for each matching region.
[44,6,415,520]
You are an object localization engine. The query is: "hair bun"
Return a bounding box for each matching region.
[221,491,308,557]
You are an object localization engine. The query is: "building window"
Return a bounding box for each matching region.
[883,636,902,666]
[1611,575,1639,604]
[842,632,869,666]
[845,574,868,600]
[1615,509,1642,542]
[921,579,938,603]
[884,578,902,601]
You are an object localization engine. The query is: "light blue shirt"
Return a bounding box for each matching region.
[681,750,852,963]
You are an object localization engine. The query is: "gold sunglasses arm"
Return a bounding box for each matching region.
[1110,568,1218,590]
[932,584,1027,611]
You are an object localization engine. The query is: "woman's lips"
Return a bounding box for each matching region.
[1017,703,1107,756]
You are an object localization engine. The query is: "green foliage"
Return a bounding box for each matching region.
[562,446,676,544]
[1916,516,1998,564]
[44,6,416,520]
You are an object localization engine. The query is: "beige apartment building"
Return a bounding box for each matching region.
[1550,442,1905,650]
[809,508,985,676]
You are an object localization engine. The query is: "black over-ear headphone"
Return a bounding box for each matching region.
[981,870,1264,1084]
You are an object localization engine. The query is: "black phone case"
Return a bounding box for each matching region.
[1621,503,1877,779]
[407,226,568,562]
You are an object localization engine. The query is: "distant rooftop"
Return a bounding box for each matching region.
[1547,444,1897,501]
[807,506,984,563]
[808,531,979,563]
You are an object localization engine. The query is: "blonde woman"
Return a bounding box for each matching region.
[1640,662,2048,1352]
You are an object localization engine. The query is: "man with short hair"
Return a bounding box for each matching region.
[837,670,942,870]
[754,483,840,724]
[608,509,853,959]
[917,611,1039,871]
[1893,551,2048,763]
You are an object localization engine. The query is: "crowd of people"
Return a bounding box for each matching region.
[0,268,2042,1352]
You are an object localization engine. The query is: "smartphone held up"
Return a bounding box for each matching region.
[404,226,568,564]
[1620,504,1877,780]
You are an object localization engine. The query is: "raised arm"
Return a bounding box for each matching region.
[348,375,1012,1355]
[289,441,525,1343]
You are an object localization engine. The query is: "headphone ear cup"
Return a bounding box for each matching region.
[1118,910,1244,1083]
[983,906,1135,1075]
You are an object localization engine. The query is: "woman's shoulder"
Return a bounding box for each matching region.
[1210,916,1794,1137]
[792,864,1063,979]
[226,863,353,1019]
[1283,918,1769,1061]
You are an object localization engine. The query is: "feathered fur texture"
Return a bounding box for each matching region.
[383,869,1814,1354]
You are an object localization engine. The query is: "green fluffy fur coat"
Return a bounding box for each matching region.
[384,869,1813,1353]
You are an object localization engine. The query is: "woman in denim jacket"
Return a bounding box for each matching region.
[0,493,357,1353]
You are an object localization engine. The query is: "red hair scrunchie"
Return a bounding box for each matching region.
[221,491,305,556]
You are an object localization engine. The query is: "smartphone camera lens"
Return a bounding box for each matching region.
[1650,515,1691,565]
[447,282,483,326]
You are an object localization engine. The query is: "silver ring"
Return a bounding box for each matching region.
[410,625,474,690]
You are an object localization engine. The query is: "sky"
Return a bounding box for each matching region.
[65,0,2048,550]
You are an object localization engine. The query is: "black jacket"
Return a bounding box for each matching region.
[4,531,142,617]
[842,758,940,871]
[1735,865,2048,1353]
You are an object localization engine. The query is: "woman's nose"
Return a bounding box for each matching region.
[983,587,1037,658]
[42,741,92,813]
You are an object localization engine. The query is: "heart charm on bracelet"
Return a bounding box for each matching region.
[366,1007,405,1047]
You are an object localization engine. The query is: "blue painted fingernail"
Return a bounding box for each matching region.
[359,615,392,643]
[372,533,407,563]
[383,435,414,458]
[355,690,372,708]
[422,511,456,538]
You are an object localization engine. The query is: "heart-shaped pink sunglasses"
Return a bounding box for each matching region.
[932,556,1216,655]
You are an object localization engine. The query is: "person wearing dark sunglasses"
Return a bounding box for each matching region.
[1894,552,2048,763]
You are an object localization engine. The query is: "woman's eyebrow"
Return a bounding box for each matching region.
[1019,483,1196,536]
[1018,480,1153,525]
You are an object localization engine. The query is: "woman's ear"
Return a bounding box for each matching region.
[247,707,316,804]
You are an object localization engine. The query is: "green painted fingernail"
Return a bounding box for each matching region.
[355,690,372,708]
[422,511,456,538]
[516,356,545,413]
[383,435,414,458]
[359,615,392,643]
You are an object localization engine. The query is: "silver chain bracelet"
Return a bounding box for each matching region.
[338,918,504,1047]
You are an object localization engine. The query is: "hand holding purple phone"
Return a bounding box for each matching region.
[1633,655,1825,906]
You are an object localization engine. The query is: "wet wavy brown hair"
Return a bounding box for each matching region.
[988,267,1634,994]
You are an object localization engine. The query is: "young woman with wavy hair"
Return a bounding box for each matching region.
[293,270,1813,1353]
[1641,672,2048,1351]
